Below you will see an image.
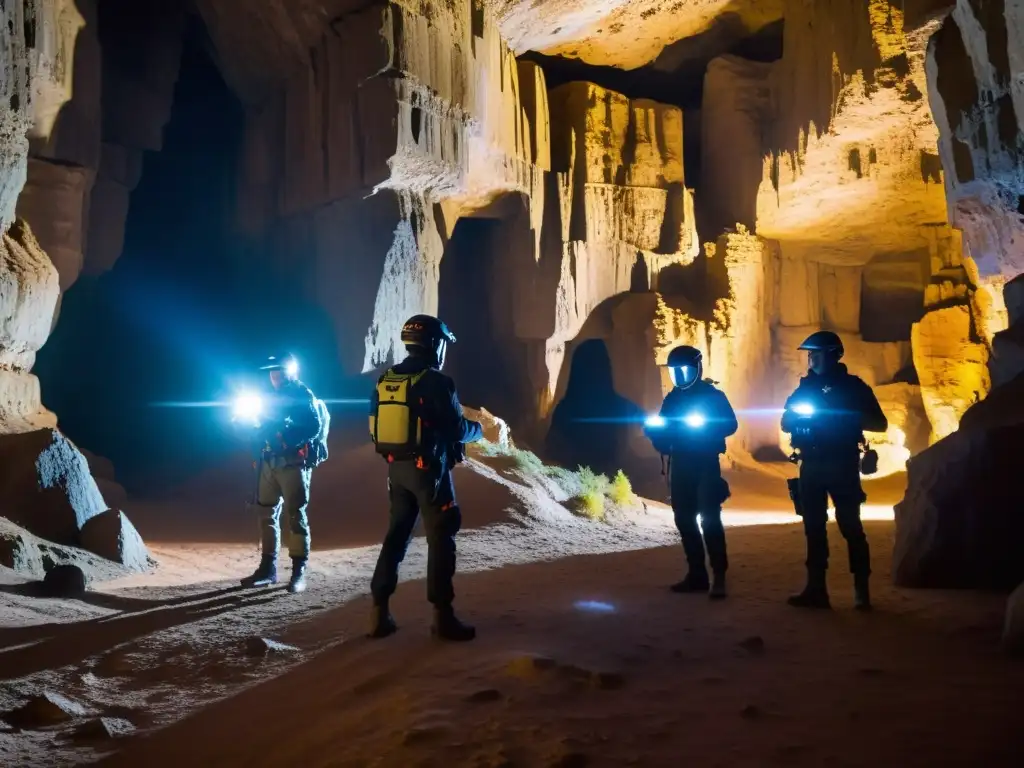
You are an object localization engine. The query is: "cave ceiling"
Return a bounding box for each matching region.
[194,0,786,104]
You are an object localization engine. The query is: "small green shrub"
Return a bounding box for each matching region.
[608,469,635,506]
[576,490,606,521]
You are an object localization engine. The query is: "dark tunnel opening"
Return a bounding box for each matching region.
[437,203,538,433]
[544,338,644,479]
[35,16,249,494]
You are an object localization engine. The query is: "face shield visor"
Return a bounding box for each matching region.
[669,364,698,389]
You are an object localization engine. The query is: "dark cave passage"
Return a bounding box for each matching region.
[437,197,539,434]
[35,17,249,493]
[544,338,644,478]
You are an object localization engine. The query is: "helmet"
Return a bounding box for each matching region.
[260,353,299,377]
[401,314,456,369]
[663,345,702,389]
[798,330,844,358]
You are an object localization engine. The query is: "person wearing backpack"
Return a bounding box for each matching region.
[238,353,326,594]
[367,315,483,642]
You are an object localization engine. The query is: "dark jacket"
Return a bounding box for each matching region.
[370,355,483,461]
[258,379,322,460]
[781,363,887,459]
[645,379,739,457]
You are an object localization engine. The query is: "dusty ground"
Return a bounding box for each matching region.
[1,447,1021,767]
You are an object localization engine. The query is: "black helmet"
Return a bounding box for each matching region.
[401,314,456,369]
[663,345,702,389]
[798,330,844,358]
[260,353,299,377]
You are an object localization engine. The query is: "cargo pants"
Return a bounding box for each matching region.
[256,454,312,559]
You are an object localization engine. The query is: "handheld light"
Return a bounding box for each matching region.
[683,412,706,428]
[233,391,263,422]
[645,414,666,428]
[792,402,815,417]
[285,359,299,377]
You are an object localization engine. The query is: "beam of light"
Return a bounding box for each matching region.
[644,414,666,428]
[735,407,786,416]
[640,504,896,528]
[573,600,617,614]
[147,397,371,408]
[792,402,815,416]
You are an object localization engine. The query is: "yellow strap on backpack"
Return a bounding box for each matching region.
[370,368,427,453]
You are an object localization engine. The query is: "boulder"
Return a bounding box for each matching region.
[462,406,511,449]
[893,405,1024,589]
[1003,582,1024,656]
[0,517,45,578]
[42,563,88,597]
[0,428,107,545]
[79,509,151,571]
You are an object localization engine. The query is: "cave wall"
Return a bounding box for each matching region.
[1,0,78,433]
[696,0,1024,468]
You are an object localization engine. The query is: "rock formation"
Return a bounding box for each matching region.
[3,0,1024,510]
[1,1,148,573]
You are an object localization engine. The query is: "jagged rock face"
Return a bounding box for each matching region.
[0,220,60,434]
[894,371,1024,590]
[489,0,783,70]
[926,0,1024,282]
[1,0,80,235]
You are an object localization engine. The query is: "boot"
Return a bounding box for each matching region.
[787,568,831,609]
[670,570,710,594]
[240,555,277,588]
[287,557,308,594]
[853,574,872,611]
[368,601,398,639]
[708,571,727,600]
[431,605,476,642]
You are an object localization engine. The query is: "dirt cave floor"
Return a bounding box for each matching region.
[1,453,1022,767]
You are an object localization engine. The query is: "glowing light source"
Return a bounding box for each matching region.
[683,412,706,428]
[645,414,666,428]
[233,391,263,422]
[792,402,815,417]
[285,359,299,377]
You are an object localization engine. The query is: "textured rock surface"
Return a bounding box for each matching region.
[491,0,783,70]
[894,369,1024,589]
[79,509,151,571]
[0,428,108,545]
[926,0,1024,281]
[0,220,60,434]
[2,0,79,234]
[911,304,990,442]
[753,1,949,267]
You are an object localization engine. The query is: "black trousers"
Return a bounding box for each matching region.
[370,460,462,607]
[798,456,870,577]
[670,454,730,575]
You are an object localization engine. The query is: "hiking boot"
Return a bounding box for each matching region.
[853,574,872,611]
[240,555,277,588]
[431,606,476,642]
[287,557,308,594]
[670,571,710,594]
[368,602,398,639]
[708,572,727,600]
[787,569,831,609]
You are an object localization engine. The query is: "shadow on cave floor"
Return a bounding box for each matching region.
[543,339,644,477]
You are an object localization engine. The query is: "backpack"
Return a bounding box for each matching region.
[370,368,429,458]
[307,397,330,467]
